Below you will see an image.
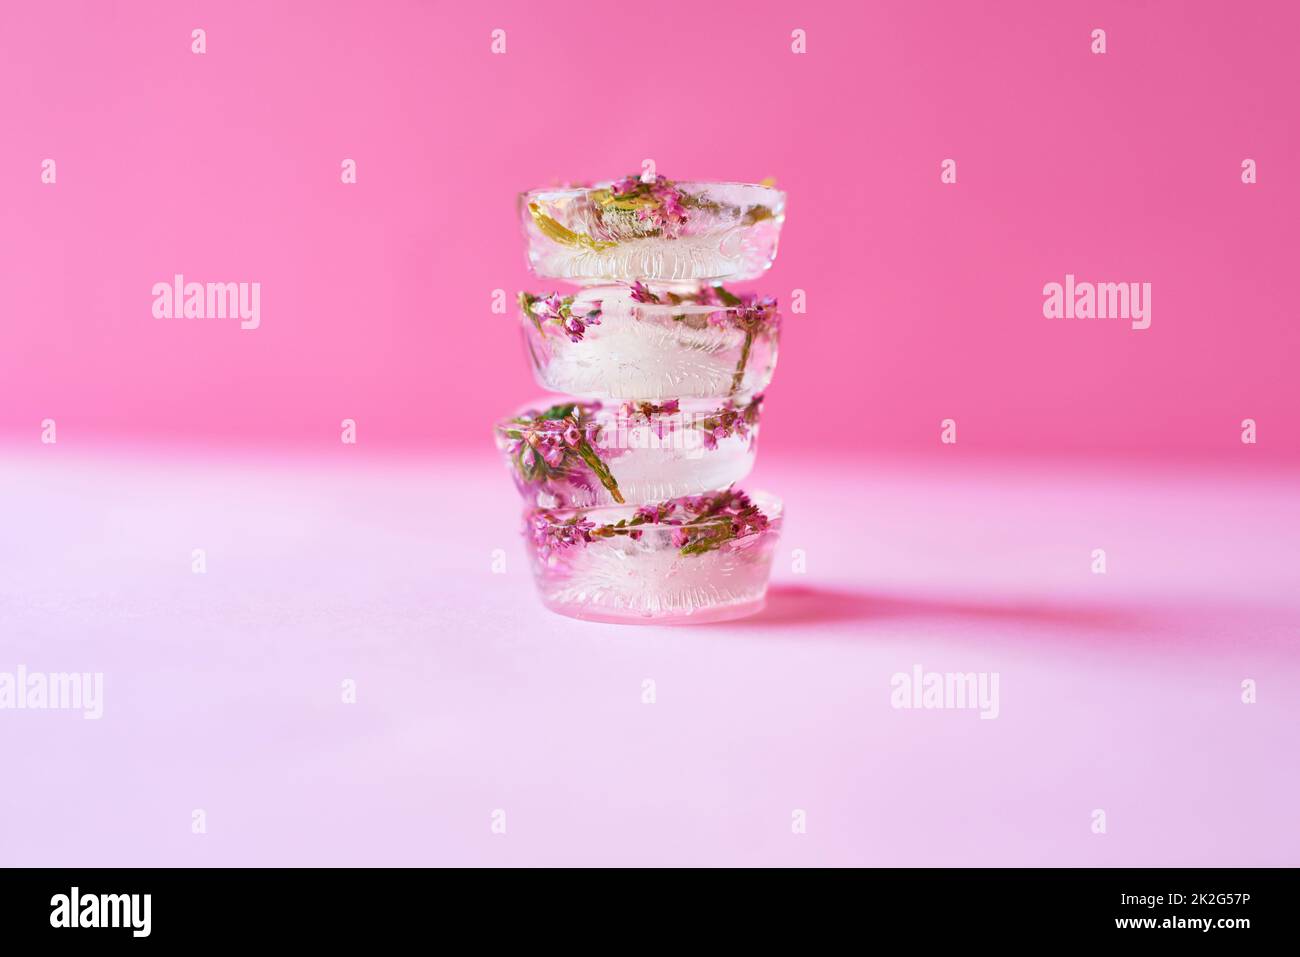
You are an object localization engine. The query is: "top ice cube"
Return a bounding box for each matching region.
[520,176,785,285]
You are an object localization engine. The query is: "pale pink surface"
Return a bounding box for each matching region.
[2,450,1297,866]
[1,0,1298,458]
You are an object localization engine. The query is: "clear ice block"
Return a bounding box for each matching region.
[524,489,782,624]
[518,284,779,402]
[520,178,785,285]
[495,397,762,509]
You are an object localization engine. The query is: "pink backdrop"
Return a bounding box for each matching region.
[3,0,1297,458]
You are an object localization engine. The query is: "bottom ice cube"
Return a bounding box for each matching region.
[524,489,782,624]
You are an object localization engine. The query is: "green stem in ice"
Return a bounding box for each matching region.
[574,440,623,504]
[730,329,754,396]
[529,203,617,252]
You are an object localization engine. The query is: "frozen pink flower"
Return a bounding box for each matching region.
[610,175,642,196]
[523,291,603,342]
[529,512,596,559]
[694,286,722,307]
[738,294,778,329]
[607,174,689,236]
[629,281,659,304]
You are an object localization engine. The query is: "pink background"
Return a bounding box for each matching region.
[3,1,1299,869]
[3,0,1297,457]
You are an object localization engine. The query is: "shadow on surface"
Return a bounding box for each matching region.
[733,583,1152,633]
